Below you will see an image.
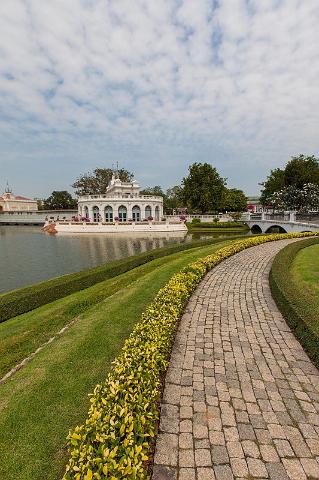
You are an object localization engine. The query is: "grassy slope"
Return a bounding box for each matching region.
[0,245,210,378]
[290,243,319,334]
[0,241,229,480]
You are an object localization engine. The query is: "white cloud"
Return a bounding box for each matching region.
[0,0,319,195]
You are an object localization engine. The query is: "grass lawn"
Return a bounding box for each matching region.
[0,240,231,480]
[290,242,319,334]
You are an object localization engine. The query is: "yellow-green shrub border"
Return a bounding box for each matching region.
[63,232,318,480]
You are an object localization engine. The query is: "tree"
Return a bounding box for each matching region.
[301,183,319,211]
[270,186,303,211]
[260,168,285,206]
[182,163,226,214]
[140,185,166,197]
[284,154,319,189]
[222,188,247,212]
[72,168,134,196]
[260,155,319,206]
[43,191,77,210]
[140,185,169,212]
[165,186,184,214]
[269,183,319,211]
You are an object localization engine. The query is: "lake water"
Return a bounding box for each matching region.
[0,226,247,293]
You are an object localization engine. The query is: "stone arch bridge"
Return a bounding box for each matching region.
[243,212,319,234]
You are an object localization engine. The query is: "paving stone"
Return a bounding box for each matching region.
[260,444,280,462]
[247,457,268,478]
[300,457,319,477]
[178,468,196,480]
[231,457,249,477]
[241,440,260,459]
[281,458,307,480]
[153,240,319,480]
[154,433,178,466]
[179,433,193,449]
[213,465,234,480]
[227,441,244,458]
[211,445,229,465]
[196,467,216,479]
[153,464,178,479]
[195,448,212,467]
[266,462,289,480]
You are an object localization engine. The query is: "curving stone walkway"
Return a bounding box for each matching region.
[153,239,319,480]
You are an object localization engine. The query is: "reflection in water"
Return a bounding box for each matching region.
[0,226,249,293]
[0,227,188,293]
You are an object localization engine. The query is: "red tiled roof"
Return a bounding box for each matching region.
[0,195,34,201]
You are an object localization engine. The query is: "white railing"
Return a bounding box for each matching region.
[78,194,163,201]
[0,210,77,224]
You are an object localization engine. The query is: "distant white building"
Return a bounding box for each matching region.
[78,173,164,222]
[0,184,38,212]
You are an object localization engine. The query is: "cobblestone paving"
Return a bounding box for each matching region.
[153,240,319,480]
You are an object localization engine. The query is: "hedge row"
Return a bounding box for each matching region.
[0,236,243,323]
[270,236,319,369]
[63,232,318,480]
[187,221,247,229]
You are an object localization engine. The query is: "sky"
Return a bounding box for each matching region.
[0,0,319,198]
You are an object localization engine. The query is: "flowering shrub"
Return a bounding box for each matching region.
[179,215,186,221]
[63,232,318,480]
[147,216,153,221]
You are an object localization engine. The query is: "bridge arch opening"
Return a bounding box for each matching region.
[265,225,287,234]
[251,224,262,234]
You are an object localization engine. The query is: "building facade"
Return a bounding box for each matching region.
[247,196,262,213]
[78,174,164,222]
[0,185,38,212]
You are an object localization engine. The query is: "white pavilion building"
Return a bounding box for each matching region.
[78,174,164,223]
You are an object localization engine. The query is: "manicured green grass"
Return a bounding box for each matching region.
[291,243,319,334]
[270,238,319,368]
[291,244,319,296]
[0,241,231,480]
[0,240,236,379]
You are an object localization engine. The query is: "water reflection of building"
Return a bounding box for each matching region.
[0,183,38,212]
[78,173,163,222]
[66,232,188,264]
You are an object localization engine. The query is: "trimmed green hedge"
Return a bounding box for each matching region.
[63,232,318,480]
[187,221,248,229]
[270,236,319,369]
[0,236,244,323]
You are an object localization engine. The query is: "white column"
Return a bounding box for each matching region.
[289,211,296,222]
[88,205,94,221]
[127,203,133,221]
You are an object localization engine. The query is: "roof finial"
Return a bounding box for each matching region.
[5,181,12,194]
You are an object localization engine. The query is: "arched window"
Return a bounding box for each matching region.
[104,205,113,222]
[145,205,152,219]
[155,206,160,221]
[132,205,141,222]
[93,206,99,222]
[83,206,89,219]
[118,205,127,222]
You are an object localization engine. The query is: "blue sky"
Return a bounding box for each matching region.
[0,0,319,198]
